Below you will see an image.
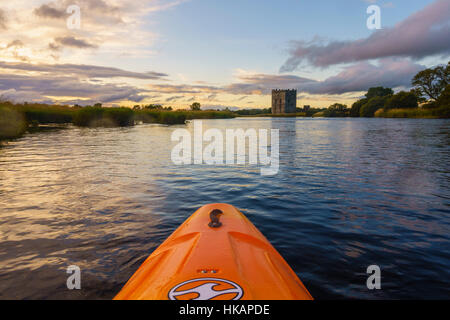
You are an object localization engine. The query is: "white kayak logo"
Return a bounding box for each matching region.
[168,278,243,300]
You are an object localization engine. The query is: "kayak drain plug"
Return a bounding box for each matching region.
[208,209,223,228]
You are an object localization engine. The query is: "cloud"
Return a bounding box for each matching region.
[0,73,150,104]
[146,0,190,13]
[148,83,221,94]
[53,36,98,49]
[48,43,61,51]
[1,0,190,67]
[0,9,7,29]
[34,4,66,19]
[242,59,424,95]
[97,91,149,103]
[302,58,424,94]
[6,40,24,48]
[34,0,123,23]
[281,0,450,71]
[0,58,169,104]
[0,40,28,62]
[0,88,54,104]
[165,95,185,102]
[0,58,422,105]
[225,74,315,95]
[0,61,168,80]
[150,58,423,97]
[32,0,185,24]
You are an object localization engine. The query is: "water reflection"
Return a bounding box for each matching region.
[0,119,449,299]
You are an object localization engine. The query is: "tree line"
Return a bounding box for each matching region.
[321,61,449,118]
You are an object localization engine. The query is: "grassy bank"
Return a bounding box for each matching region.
[186,110,235,120]
[73,107,134,127]
[0,102,236,142]
[14,103,76,124]
[375,106,450,119]
[0,105,27,142]
[135,109,235,125]
[312,112,325,118]
[0,103,74,143]
[236,112,308,118]
[135,110,188,125]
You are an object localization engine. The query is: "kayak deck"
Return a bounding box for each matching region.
[114,203,313,300]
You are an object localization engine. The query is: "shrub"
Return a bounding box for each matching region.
[422,101,439,109]
[436,84,450,108]
[350,99,367,117]
[12,103,74,124]
[73,107,104,127]
[360,96,388,117]
[366,87,394,100]
[158,111,187,125]
[103,107,134,126]
[0,106,27,140]
[73,107,134,127]
[323,103,349,117]
[375,107,449,119]
[384,91,418,110]
[135,110,186,125]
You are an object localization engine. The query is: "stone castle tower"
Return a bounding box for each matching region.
[272,89,297,114]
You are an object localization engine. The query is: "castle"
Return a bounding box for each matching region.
[272,89,297,114]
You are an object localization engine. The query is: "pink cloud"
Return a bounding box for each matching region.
[281,0,450,71]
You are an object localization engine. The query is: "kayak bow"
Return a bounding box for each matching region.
[114,204,313,300]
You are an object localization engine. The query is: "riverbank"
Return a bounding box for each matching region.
[374,106,450,118]
[236,112,308,118]
[236,107,449,119]
[2,102,449,145]
[0,102,235,143]
[0,105,27,142]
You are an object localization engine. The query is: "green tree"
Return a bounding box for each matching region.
[437,84,450,107]
[350,99,367,117]
[365,87,394,100]
[410,88,427,103]
[384,91,418,110]
[190,102,201,111]
[360,96,388,117]
[412,62,449,101]
[144,104,163,110]
[323,103,348,117]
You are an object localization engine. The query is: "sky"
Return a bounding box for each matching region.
[0,0,449,109]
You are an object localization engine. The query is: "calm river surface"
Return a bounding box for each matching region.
[0,118,449,299]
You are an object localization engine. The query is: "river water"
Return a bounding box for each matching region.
[0,118,449,299]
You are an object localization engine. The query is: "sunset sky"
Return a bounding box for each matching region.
[0,0,449,109]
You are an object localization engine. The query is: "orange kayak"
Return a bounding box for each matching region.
[114,204,313,300]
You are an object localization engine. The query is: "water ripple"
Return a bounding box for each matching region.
[0,119,449,299]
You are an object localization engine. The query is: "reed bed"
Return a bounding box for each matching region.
[375,107,450,118]
[0,102,236,141]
